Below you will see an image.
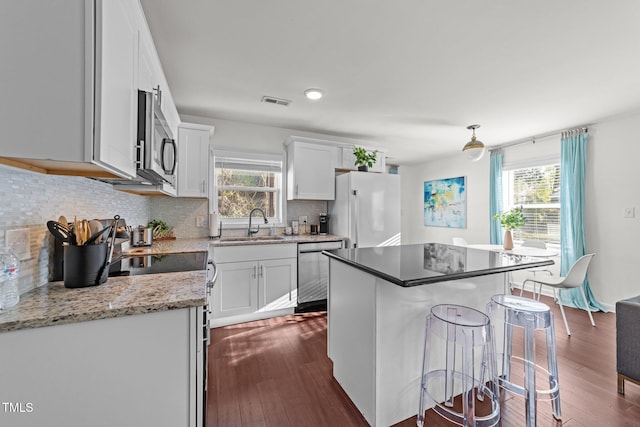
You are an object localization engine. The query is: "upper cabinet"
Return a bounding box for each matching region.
[286,139,337,200]
[93,0,139,178]
[177,123,215,198]
[0,0,179,182]
[284,136,387,201]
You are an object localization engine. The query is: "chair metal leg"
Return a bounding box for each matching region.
[555,289,571,336]
[579,286,596,327]
[546,313,562,420]
[523,316,537,427]
[417,316,432,427]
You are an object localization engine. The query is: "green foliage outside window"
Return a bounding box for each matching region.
[216,168,277,218]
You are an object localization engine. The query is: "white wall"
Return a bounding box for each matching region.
[401,153,490,245]
[181,114,379,155]
[400,110,640,309]
[586,110,640,308]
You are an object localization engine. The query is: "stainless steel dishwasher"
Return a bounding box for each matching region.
[296,240,343,312]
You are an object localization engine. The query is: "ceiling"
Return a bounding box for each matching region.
[139,0,640,165]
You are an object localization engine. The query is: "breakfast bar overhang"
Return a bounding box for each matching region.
[323,243,554,426]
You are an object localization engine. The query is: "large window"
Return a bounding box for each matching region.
[213,151,283,225]
[502,163,561,245]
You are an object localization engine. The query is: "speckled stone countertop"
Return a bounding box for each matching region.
[0,271,206,333]
[208,233,345,247]
[124,237,211,255]
[0,235,345,333]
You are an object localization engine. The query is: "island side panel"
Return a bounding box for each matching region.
[375,273,508,426]
[328,258,377,425]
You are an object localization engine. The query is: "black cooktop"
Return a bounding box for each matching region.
[109,252,207,276]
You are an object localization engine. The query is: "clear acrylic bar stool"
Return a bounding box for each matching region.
[417,304,500,427]
[486,294,561,427]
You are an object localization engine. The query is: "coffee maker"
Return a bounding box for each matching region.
[319,213,328,235]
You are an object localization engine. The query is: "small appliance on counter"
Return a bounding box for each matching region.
[131,225,153,247]
[319,213,328,235]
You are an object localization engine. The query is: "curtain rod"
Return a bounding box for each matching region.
[489,125,590,152]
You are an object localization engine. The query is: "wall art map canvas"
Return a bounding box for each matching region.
[424,176,466,228]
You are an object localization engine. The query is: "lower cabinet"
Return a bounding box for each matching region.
[0,307,202,427]
[210,244,297,325]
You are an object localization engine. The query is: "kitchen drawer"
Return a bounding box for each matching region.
[211,243,297,263]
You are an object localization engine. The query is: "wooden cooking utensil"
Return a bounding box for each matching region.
[88,220,103,244]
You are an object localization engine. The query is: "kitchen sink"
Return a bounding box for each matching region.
[219,236,286,242]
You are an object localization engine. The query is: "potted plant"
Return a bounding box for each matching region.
[353,146,378,172]
[493,206,526,250]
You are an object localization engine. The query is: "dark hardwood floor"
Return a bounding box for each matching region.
[207,293,640,426]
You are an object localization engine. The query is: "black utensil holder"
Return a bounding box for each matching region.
[63,243,108,288]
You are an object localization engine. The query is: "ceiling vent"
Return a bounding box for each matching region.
[261,96,291,107]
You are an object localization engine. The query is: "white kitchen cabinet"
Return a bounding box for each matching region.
[210,244,297,325]
[93,0,138,178]
[286,140,337,200]
[258,257,297,311]
[137,26,156,93]
[0,0,178,181]
[213,260,259,317]
[0,307,202,427]
[178,123,215,197]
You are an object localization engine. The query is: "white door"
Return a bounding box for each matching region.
[94,0,138,178]
[258,258,297,311]
[178,126,211,197]
[351,172,401,248]
[212,261,258,318]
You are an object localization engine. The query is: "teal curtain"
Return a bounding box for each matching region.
[489,150,503,244]
[559,130,605,311]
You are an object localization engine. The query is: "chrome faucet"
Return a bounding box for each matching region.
[248,207,268,236]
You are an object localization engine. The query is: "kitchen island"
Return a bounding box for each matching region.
[323,243,554,427]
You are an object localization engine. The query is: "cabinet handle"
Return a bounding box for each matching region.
[202,180,206,193]
[260,265,264,277]
[296,184,299,196]
[135,141,144,168]
[253,265,257,279]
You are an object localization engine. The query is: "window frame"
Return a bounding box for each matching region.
[501,156,561,247]
[212,149,285,228]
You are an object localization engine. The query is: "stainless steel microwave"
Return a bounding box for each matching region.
[136,89,177,186]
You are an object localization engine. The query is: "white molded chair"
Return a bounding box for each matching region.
[518,239,553,295]
[523,253,596,336]
[452,237,468,246]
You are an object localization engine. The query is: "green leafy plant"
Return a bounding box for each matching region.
[493,206,526,230]
[148,219,169,232]
[353,146,378,168]
[148,219,174,239]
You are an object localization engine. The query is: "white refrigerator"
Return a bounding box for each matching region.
[328,172,401,248]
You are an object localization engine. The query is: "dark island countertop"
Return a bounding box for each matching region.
[323,243,554,287]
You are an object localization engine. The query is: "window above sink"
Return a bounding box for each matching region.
[212,150,284,227]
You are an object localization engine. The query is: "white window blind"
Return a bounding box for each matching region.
[213,152,283,225]
[502,163,561,245]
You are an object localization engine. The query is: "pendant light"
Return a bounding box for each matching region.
[462,124,486,161]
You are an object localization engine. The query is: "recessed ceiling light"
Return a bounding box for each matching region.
[304,88,324,100]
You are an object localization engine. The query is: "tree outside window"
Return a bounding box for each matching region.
[504,164,560,244]
[214,153,283,224]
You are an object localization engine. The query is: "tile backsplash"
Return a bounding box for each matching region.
[0,163,331,296]
[0,164,150,295]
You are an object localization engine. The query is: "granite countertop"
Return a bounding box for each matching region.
[1,235,346,334]
[323,242,555,287]
[0,270,206,333]
[124,237,211,255]
[208,233,345,247]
